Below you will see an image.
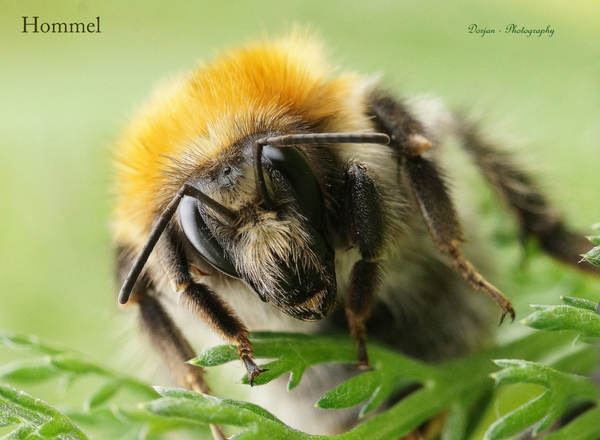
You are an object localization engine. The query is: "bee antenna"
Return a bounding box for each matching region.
[118,183,237,305]
[253,132,390,209]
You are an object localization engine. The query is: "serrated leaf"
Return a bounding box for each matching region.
[142,387,305,440]
[582,245,600,267]
[155,387,284,424]
[443,388,495,440]
[0,384,90,439]
[3,424,36,438]
[486,360,599,440]
[560,296,599,313]
[485,392,553,440]
[0,409,22,428]
[0,331,159,405]
[197,332,359,389]
[542,406,600,440]
[50,354,106,376]
[1,313,598,440]
[522,305,600,337]
[0,332,62,356]
[316,370,382,410]
[189,344,239,367]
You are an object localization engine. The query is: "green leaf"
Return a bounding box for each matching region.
[486,360,599,439]
[443,388,495,440]
[485,391,553,440]
[0,383,90,439]
[0,332,62,356]
[50,354,107,376]
[521,304,600,338]
[0,330,162,439]
[560,296,599,313]
[193,331,578,440]
[156,387,285,425]
[142,387,310,440]
[189,344,239,367]
[0,359,61,384]
[1,295,599,440]
[0,331,159,403]
[582,245,600,267]
[192,332,359,389]
[83,380,121,411]
[542,406,600,440]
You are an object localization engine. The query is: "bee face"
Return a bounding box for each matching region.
[177,134,337,321]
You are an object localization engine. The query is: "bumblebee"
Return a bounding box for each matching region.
[113,32,599,436]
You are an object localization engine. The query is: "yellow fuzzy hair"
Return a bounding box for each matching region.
[113,31,370,251]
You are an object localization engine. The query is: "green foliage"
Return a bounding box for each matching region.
[0,383,90,439]
[0,331,212,439]
[485,296,600,440]
[521,298,600,339]
[582,225,600,268]
[1,295,599,440]
[0,332,158,401]
[582,244,600,268]
[486,360,599,440]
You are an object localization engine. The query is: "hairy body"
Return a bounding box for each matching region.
[113,32,598,436]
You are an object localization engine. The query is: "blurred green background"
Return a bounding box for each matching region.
[0,0,599,437]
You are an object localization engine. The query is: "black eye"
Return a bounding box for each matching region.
[222,166,231,176]
[179,195,240,278]
[262,145,325,230]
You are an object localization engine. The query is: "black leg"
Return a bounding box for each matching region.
[137,291,227,440]
[156,228,265,384]
[181,282,265,384]
[456,120,600,275]
[343,163,386,366]
[404,155,515,320]
[138,293,211,394]
[118,245,206,389]
[117,223,265,382]
[368,91,515,320]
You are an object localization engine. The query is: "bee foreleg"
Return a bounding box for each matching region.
[152,227,265,384]
[343,163,386,366]
[181,282,266,385]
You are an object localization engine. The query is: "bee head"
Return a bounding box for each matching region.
[178,135,337,321]
[118,132,388,320]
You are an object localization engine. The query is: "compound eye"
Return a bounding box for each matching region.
[262,145,325,230]
[179,195,240,278]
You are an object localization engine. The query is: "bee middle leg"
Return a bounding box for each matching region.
[133,285,227,440]
[117,244,213,394]
[342,162,387,366]
[404,154,515,321]
[138,292,211,393]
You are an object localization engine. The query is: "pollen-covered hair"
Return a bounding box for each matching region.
[113,31,372,253]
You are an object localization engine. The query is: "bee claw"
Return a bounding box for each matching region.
[499,308,516,326]
[243,356,267,386]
